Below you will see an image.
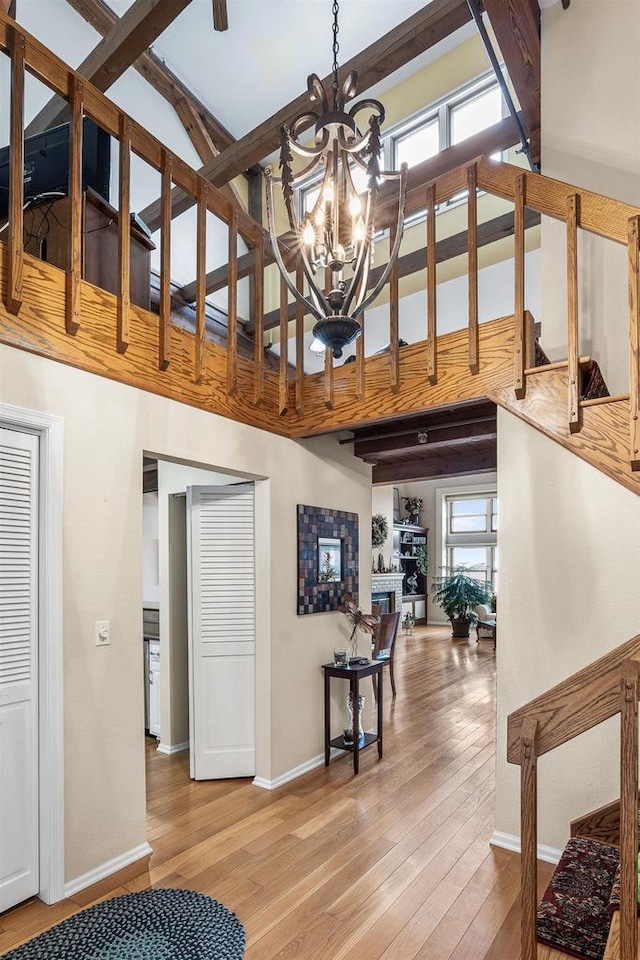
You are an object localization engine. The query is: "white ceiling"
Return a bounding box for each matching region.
[106,0,461,141]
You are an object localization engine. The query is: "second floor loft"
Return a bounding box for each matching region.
[0,6,639,498]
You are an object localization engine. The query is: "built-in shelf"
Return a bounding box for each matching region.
[393,522,428,601]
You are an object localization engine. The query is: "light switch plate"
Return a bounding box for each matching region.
[95,620,110,646]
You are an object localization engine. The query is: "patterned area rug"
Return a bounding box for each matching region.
[536,837,620,960]
[0,889,245,960]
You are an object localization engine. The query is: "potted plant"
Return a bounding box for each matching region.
[431,566,491,639]
[403,496,422,525]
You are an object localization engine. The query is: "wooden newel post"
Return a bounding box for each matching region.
[619,661,639,960]
[520,716,538,960]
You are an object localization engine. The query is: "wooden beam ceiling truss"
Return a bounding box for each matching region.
[212,0,228,31]
[27,0,195,136]
[139,0,474,231]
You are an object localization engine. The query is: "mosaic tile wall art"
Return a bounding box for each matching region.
[297,504,359,615]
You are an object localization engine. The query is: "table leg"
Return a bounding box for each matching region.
[377,667,383,759]
[352,673,359,775]
[324,669,331,766]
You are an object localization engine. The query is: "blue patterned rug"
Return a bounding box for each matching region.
[0,889,245,959]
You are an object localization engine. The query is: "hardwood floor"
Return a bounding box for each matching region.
[0,625,556,958]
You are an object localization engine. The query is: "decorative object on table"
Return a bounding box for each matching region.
[403,612,415,635]
[333,647,348,667]
[264,0,408,362]
[371,513,388,549]
[431,566,491,639]
[0,888,246,960]
[297,505,358,615]
[340,599,379,660]
[345,691,365,745]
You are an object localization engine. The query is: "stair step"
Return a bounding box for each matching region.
[537,836,619,960]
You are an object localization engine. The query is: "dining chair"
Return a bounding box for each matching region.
[371,611,401,701]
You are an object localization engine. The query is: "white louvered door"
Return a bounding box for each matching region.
[0,428,39,911]
[186,484,255,780]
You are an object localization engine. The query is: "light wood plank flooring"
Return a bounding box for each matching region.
[0,625,556,958]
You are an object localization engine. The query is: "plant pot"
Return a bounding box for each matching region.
[408,514,419,526]
[450,616,471,639]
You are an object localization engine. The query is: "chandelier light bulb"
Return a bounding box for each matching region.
[314,207,325,227]
[349,195,361,217]
[323,182,334,203]
[353,217,365,242]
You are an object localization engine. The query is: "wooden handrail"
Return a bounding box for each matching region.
[509,637,640,960]
[507,634,640,762]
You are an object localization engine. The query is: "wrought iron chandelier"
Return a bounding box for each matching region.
[265,0,408,359]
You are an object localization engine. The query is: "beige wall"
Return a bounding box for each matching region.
[495,408,640,851]
[0,343,372,884]
[540,0,640,392]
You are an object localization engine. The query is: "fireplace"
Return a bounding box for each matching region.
[371,591,393,614]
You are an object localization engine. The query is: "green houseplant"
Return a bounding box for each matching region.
[431,567,491,639]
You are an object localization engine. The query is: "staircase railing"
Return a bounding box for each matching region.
[1,13,640,458]
[507,635,640,960]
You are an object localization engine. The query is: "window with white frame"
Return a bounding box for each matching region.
[444,493,498,591]
[296,71,506,222]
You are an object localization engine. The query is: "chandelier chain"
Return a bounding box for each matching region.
[331,0,340,108]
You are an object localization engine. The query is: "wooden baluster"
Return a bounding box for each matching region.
[194,179,206,384]
[323,268,333,409]
[356,312,365,401]
[619,661,639,960]
[226,207,238,396]
[514,173,526,398]
[159,149,172,371]
[567,193,581,433]
[278,273,288,415]
[628,216,640,470]
[295,266,304,416]
[426,182,437,384]
[6,27,25,315]
[117,115,131,354]
[389,219,399,393]
[468,162,478,374]
[65,76,83,335]
[253,232,264,406]
[520,717,538,960]
[324,343,334,409]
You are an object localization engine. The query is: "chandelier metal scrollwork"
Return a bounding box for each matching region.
[265,1,408,359]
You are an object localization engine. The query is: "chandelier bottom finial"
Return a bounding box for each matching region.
[312,316,362,359]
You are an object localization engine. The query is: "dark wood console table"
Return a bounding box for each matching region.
[322,660,383,774]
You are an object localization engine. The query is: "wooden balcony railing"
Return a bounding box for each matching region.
[507,635,640,960]
[1,13,640,465]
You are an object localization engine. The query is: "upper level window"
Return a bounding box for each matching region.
[444,492,498,590]
[450,84,503,146]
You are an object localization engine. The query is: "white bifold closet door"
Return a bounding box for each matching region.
[186,484,255,780]
[0,428,39,911]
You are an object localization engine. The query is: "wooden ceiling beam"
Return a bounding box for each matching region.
[26,0,195,136]
[354,418,497,459]
[372,443,497,483]
[482,0,541,165]
[140,0,474,231]
[2,0,16,18]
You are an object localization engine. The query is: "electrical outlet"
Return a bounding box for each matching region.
[95,620,110,646]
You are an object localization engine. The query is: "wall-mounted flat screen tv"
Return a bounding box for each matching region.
[0,116,111,219]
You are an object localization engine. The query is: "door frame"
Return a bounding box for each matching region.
[0,403,64,904]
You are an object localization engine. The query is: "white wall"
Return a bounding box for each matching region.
[371,485,394,570]
[0,342,372,885]
[142,492,159,606]
[495,408,640,851]
[540,0,640,393]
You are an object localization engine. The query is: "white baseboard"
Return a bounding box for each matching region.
[253,749,343,790]
[490,830,562,865]
[64,842,153,898]
[156,740,189,755]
